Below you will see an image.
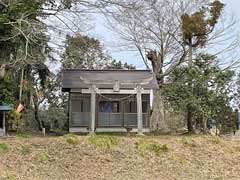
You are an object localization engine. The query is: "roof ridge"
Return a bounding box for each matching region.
[62,69,151,72]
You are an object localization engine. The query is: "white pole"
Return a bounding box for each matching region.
[42,128,46,136]
[137,85,143,135]
[90,85,96,134]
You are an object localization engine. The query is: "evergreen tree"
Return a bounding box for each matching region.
[61,33,135,70]
[163,54,234,133]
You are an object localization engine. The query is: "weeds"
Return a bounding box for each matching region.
[37,152,49,162]
[209,136,222,144]
[88,135,118,152]
[16,131,30,138]
[63,133,80,144]
[136,139,169,156]
[181,137,197,148]
[20,145,31,155]
[171,153,188,165]
[4,168,15,180]
[0,143,9,154]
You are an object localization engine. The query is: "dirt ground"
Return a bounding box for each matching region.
[0,134,240,180]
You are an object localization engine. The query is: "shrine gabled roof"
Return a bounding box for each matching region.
[61,69,159,92]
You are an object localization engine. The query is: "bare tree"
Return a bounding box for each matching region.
[98,0,239,131]
[95,0,194,131]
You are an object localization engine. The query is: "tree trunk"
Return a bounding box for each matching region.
[0,64,6,80]
[33,101,43,131]
[186,42,194,133]
[202,117,208,133]
[150,89,168,131]
[146,50,168,132]
[187,107,194,133]
[25,65,32,109]
[188,43,193,66]
[33,93,43,131]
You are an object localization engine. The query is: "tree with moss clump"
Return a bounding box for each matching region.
[181,0,225,132]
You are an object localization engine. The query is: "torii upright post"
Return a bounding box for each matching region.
[90,85,96,134]
[137,84,143,135]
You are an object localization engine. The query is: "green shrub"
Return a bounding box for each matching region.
[161,144,169,152]
[88,135,118,152]
[136,139,169,156]
[63,133,80,144]
[40,107,68,131]
[21,109,39,131]
[0,143,9,154]
[37,152,49,162]
[20,145,31,155]
[8,110,22,132]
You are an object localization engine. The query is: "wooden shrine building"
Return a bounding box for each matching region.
[61,69,158,134]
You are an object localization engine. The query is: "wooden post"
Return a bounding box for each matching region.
[42,128,46,136]
[137,85,143,135]
[68,92,71,132]
[90,85,96,134]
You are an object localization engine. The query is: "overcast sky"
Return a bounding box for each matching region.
[89,0,240,69]
[46,0,240,71]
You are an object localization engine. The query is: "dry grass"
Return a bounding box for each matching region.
[0,135,240,180]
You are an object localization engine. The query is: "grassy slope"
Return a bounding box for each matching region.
[0,135,240,180]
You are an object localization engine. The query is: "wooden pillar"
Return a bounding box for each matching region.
[68,92,71,131]
[137,85,143,135]
[90,85,96,134]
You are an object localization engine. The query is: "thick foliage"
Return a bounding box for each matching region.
[0,72,18,105]
[61,33,135,70]
[163,54,234,131]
